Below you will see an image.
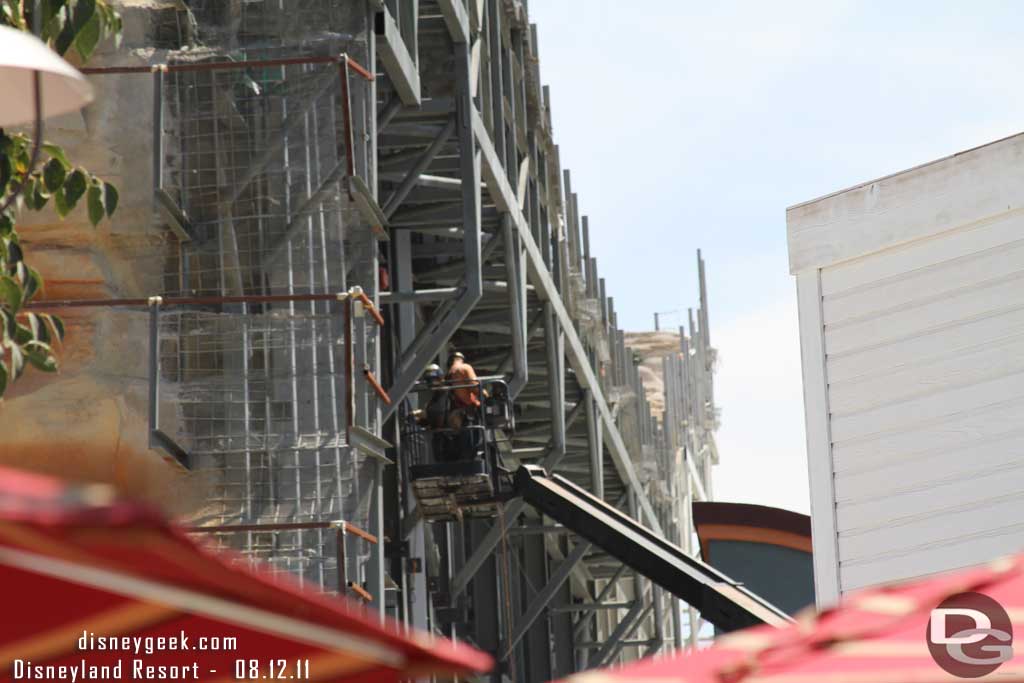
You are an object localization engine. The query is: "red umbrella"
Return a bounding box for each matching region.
[561,555,1024,683]
[0,466,492,682]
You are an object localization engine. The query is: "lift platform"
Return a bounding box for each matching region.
[407,377,515,522]
[410,458,504,521]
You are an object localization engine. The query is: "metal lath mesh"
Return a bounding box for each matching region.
[158,308,346,455]
[162,56,353,298]
[202,528,338,589]
[155,1,379,593]
[181,0,356,51]
[157,305,377,589]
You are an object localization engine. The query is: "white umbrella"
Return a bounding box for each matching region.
[0,24,94,212]
[0,24,93,126]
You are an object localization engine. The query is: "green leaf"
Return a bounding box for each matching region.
[74,11,101,60]
[0,275,23,312]
[7,240,22,265]
[103,181,118,216]
[43,314,65,343]
[53,188,70,218]
[41,2,68,41]
[24,341,57,373]
[54,19,76,55]
[0,215,12,238]
[13,323,31,345]
[23,266,41,301]
[0,154,10,191]
[0,359,7,398]
[64,169,87,208]
[71,0,96,33]
[9,343,23,379]
[26,312,44,343]
[26,175,51,211]
[2,307,14,340]
[87,182,104,225]
[41,0,67,26]
[43,157,66,192]
[42,143,70,169]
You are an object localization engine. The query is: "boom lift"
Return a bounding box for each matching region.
[405,376,791,633]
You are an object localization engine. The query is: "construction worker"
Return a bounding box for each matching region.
[446,351,482,410]
[412,364,448,427]
[412,363,461,462]
[422,364,449,430]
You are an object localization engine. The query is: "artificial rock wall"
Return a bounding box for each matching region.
[1,1,199,513]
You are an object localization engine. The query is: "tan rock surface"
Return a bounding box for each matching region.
[623,331,681,417]
[0,2,188,514]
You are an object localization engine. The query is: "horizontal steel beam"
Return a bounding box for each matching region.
[379,287,460,303]
[550,602,633,614]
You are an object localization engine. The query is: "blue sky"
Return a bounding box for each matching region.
[528,1,1024,513]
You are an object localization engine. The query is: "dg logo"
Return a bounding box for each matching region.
[927,592,1013,678]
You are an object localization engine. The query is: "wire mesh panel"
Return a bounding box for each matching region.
[130,0,384,595]
[161,55,352,299]
[157,304,376,577]
[189,524,375,594]
[201,526,340,590]
[181,0,358,52]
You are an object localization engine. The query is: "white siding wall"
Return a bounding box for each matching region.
[820,212,1024,593]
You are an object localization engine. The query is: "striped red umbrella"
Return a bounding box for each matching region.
[0,466,492,682]
[562,555,1024,683]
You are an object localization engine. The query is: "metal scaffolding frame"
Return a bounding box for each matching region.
[46,1,725,679]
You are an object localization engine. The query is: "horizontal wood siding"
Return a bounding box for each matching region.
[820,214,1024,593]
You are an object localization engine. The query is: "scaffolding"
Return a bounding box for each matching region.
[30,0,725,679]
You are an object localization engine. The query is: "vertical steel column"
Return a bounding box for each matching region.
[335,522,348,596]
[151,67,164,197]
[393,231,429,630]
[503,216,528,397]
[544,302,566,455]
[147,297,162,448]
[521,519,555,683]
[381,35,481,418]
[355,292,386,618]
[302,69,326,586]
[585,390,604,500]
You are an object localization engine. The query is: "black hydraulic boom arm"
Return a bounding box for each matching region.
[514,465,793,633]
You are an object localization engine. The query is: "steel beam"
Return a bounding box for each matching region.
[382,42,482,419]
[448,398,587,597]
[591,601,644,668]
[515,466,791,632]
[508,539,591,652]
[503,215,529,398]
[440,0,471,43]
[375,5,421,105]
[552,602,633,613]
[573,562,627,639]
[382,118,456,218]
[471,108,664,535]
[601,602,655,666]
